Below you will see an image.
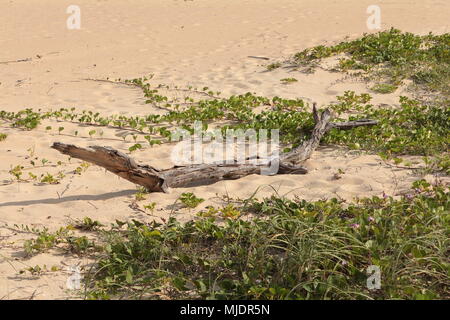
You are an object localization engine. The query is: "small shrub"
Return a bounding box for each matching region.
[180,192,204,208]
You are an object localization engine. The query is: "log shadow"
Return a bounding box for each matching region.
[0,189,135,207]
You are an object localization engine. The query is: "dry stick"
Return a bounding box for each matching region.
[51,107,377,193]
[248,56,270,60]
[82,78,141,88]
[0,58,32,65]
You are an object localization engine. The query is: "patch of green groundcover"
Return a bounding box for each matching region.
[292,28,450,102]
[81,180,449,300]
[323,94,450,158]
[371,83,397,94]
[2,91,448,172]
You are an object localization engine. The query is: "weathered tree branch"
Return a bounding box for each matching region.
[51,107,377,192]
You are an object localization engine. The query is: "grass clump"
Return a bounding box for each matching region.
[371,83,397,94]
[82,181,449,300]
[266,62,282,71]
[280,78,298,84]
[0,133,7,141]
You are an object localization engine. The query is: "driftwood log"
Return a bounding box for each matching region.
[51,107,377,192]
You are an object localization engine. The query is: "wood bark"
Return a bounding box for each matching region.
[51,107,377,192]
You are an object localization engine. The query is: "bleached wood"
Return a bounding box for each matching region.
[51,108,377,192]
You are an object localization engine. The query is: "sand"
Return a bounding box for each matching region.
[0,0,449,299]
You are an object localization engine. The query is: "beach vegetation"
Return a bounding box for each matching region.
[18,180,445,299]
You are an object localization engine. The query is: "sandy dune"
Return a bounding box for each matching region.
[0,0,449,299]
